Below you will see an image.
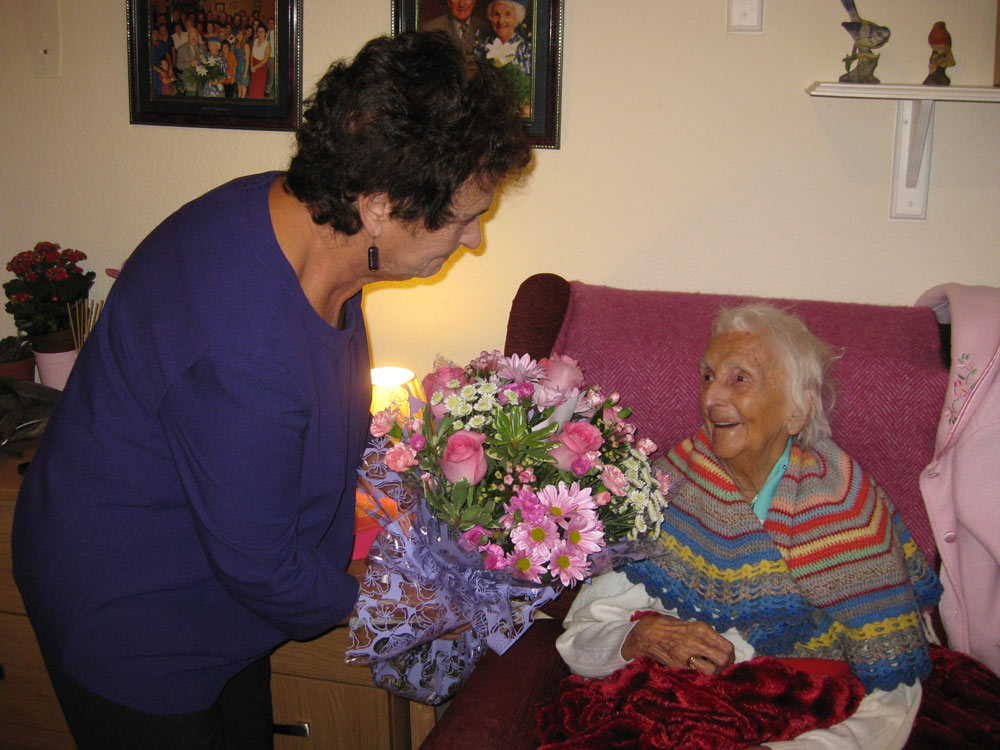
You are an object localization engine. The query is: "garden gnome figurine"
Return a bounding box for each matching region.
[838,0,890,83]
[923,22,954,85]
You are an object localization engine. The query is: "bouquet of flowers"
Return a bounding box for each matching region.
[178,60,225,96]
[482,39,531,110]
[346,350,673,704]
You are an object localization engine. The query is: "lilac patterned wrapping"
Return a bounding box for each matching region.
[345,435,562,705]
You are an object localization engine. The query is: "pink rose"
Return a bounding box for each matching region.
[539,354,585,392]
[385,443,419,472]
[548,422,604,472]
[422,365,468,419]
[439,430,489,485]
[370,408,396,438]
[593,490,611,506]
[602,464,628,497]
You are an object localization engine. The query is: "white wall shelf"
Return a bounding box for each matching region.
[807,82,1000,220]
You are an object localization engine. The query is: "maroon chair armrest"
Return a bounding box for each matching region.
[419,619,569,750]
[504,273,571,360]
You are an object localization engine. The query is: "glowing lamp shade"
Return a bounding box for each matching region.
[370,366,425,417]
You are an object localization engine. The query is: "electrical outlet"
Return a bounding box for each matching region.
[727,0,764,33]
[22,0,61,78]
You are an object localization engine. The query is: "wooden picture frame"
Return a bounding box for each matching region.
[127,0,302,131]
[394,0,564,148]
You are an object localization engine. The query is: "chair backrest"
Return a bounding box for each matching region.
[540,280,948,564]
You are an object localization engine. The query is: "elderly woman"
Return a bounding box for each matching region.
[475,0,532,75]
[13,32,529,749]
[553,305,942,749]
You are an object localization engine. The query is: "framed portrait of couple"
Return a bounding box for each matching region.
[126,0,302,131]
[395,0,565,148]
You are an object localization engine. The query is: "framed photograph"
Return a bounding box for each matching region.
[394,0,564,148]
[127,0,302,131]
[995,0,1000,86]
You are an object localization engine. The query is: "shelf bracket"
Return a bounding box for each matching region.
[889,99,934,221]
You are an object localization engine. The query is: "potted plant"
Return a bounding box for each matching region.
[4,242,96,389]
[0,335,34,381]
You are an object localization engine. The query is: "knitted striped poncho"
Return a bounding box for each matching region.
[624,430,942,693]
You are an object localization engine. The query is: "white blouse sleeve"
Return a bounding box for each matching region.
[554,570,920,749]
[555,570,753,678]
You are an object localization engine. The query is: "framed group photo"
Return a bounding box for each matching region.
[394,0,564,148]
[127,0,302,131]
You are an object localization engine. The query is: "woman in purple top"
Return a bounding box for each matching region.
[12,31,529,750]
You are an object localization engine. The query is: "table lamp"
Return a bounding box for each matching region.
[369,366,425,417]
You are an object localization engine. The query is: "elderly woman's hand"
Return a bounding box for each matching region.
[621,613,735,675]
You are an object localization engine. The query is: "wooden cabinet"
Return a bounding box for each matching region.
[0,445,74,748]
[0,447,435,749]
[269,591,437,750]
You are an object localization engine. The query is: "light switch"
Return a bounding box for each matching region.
[727,0,764,33]
[22,0,61,78]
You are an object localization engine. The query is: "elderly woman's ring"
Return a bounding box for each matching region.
[688,655,700,669]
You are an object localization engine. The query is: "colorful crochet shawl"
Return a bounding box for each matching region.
[624,430,942,693]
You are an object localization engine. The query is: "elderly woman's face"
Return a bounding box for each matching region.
[699,331,801,482]
[489,2,519,42]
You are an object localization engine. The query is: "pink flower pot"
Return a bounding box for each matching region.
[34,349,77,390]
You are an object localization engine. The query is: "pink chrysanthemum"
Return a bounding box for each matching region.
[496,353,545,383]
[510,516,559,558]
[508,549,546,583]
[561,514,605,556]
[537,481,597,526]
[548,542,591,586]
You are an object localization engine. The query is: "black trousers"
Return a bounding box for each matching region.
[44,655,274,750]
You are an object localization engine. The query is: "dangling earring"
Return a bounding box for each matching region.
[367,242,379,271]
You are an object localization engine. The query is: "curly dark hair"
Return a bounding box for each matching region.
[285,32,531,234]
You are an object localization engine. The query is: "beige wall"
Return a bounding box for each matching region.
[2,1,998,376]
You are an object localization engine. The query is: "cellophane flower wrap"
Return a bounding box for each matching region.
[346,351,673,704]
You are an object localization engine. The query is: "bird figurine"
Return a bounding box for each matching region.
[923,22,955,85]
[838,0,891,83]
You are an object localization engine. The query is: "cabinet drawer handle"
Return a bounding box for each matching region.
[273,722,310,738]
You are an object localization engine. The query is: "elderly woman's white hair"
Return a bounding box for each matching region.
[487,0,527,25]
[712,304,838,447]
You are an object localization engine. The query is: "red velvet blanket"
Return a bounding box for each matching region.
[535,656,865,750]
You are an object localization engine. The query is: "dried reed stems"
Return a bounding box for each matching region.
[67,300,104,351]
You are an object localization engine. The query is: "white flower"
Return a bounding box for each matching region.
[195,64,207,75]
[475,393,499,412]
[484,38,521,67]
[443,393,463,413]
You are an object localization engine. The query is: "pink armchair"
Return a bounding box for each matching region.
[417,274,999,749]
